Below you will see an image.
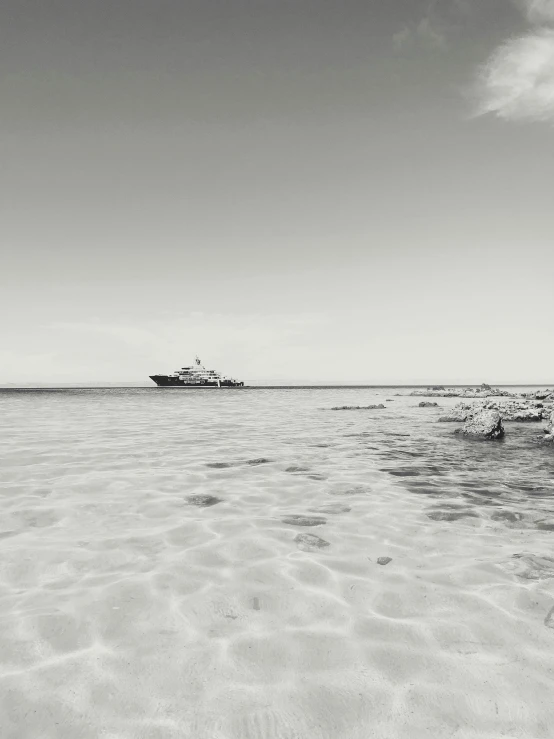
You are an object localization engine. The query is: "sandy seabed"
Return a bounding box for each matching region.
[1,388,553,738]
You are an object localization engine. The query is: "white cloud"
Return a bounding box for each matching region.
[477,29,554,122]
[476,0,554,122]
[519,0,554,24]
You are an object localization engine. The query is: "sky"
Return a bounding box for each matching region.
[1,0,553,385]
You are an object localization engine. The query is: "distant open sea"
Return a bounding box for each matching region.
[1,387,554,738]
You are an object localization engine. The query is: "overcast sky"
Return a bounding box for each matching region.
[1,0,553,385]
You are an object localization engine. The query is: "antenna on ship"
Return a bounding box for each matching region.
[195,355,201,366]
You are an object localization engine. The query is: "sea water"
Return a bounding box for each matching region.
[1,388,553,739]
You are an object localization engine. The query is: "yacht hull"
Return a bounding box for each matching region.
[149,375,244,387]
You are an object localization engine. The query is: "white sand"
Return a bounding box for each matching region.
[1,389,553,738]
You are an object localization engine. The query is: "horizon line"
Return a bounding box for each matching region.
[1,382,553,390]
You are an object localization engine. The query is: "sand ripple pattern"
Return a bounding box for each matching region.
[1,387,554,738]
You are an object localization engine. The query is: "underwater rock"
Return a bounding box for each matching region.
[295,533,330,551]
[427,509,479,521]
[186,494,222,507]
[491,510,522,524]
[511,553,554,581]
[377,557,392,566]
[419,402,439,407]
[383,468,421,477]
[282,514,327,527]
[535,519,554,531]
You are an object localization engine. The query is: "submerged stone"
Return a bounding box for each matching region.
[384,468,421,477]
[511,553,554,581]
[427,509,479,522]
[295,533,330,551]
[535,520,554,531]
[246,458,272,466]
[282,514,327,527]
[186,494,222,507]
[377,557,392,566]
[419,402,439,408]
[491,510,522,524]
[285,465,310,473]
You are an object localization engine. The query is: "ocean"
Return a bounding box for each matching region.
[1,387,554,739]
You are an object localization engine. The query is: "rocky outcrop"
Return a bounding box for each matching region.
[411,386,554,403]
[411,389,463,398]
[438,402,473,422]
[490,401,544,422]
[540,410,554,444]
[410,386,515,398]
[330,404,386,410]
[439,399,551,423]
[455,409,505,440]
[521,389,554,402]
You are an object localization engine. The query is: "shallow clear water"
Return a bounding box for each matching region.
[1,388,554,738]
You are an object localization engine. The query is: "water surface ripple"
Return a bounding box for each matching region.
[1,387,553,739]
